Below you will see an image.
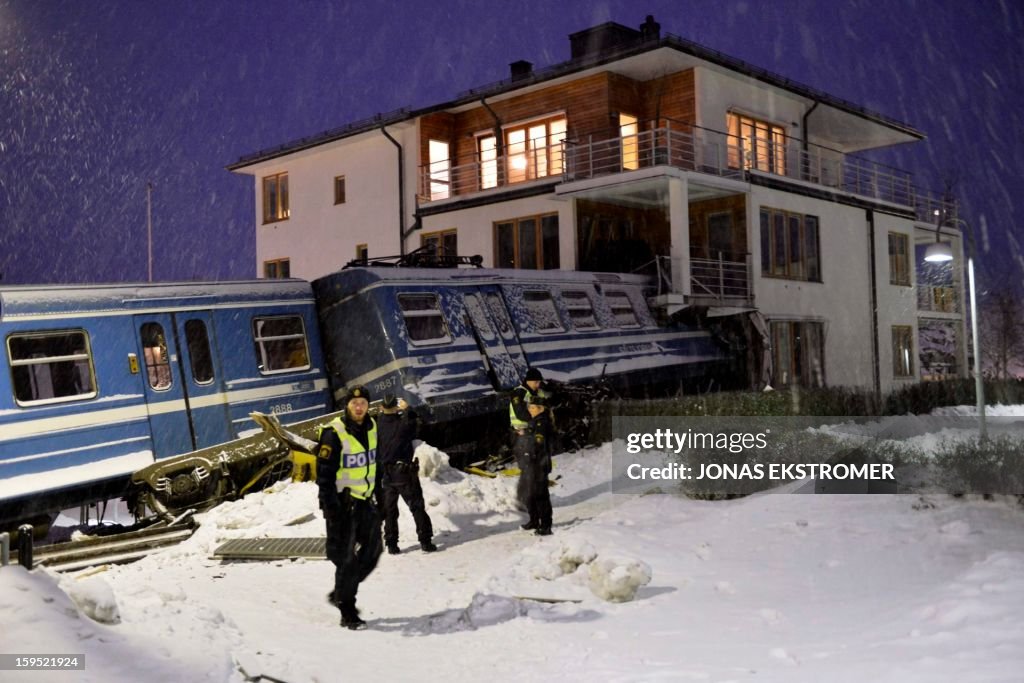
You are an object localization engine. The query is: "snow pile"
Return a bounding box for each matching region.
[60,573,121,624]
[414,442,451,480]
[587,555,653,602]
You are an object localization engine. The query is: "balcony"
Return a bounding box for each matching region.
[917,285,960,314]
[646,252,753,307]
[418,121,955,222]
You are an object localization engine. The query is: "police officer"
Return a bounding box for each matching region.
[510,368,552,506]
[376,394,437,555]
[316,385,383,630]
[517,394,555,535]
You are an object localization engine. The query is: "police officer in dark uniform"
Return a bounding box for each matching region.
[510,367,553,508]
[376,394,437,555]
[517,394,555,535]
[316,385,383,630]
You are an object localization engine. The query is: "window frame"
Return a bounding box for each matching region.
[604,290,640,329]
[263,258,290,279]
[428,140,451,200]
[760,208,820,282]
[728,112,787,175]
[892,325,915,378]
[397,293,453,346]
[619,113,639,171]
[262,171,290,224]
[183,319,215,385]
[7,329,97,406]
[355,244,368,262]
[493,213,559,270]
[334,175,346,205]
[770,320,826,388]
[252,315,311,375]
[421,229,458,261]
[521,290,566,334]
[888,232,911,286]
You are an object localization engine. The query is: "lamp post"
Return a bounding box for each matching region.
[924,212,986,439]
[146,182,154,283]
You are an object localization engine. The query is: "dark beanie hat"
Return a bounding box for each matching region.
[345,385,371,404]
[524,367,543,382]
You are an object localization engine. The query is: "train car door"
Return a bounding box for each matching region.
[463,288,528,389]
[134,312,231,458]
[172,312,232,448]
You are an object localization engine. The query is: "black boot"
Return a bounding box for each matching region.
[534,527,552,536]
[520,520,538,531]
[387,543,401,555]
[420,540,437,552]
[339,602,366,630]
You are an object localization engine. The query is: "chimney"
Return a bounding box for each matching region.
[640,15,660,42]
[569,22,642,59]
[510,60,533,81]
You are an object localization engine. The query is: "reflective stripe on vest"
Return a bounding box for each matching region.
[322,417,378,500]
[509,387,551,430]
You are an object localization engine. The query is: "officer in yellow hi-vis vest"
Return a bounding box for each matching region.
[316,385,382,630]
[509,367,553,508]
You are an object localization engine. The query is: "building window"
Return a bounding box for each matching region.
[421,229,457,261]
[253,316,310,374]
[8,330,96,405]
[398,294,451,345]
[888,232,911,286]
[561,290,600,330]
[620,113,639,171]
[264,258,290,279]
[355,244,368,262]
[760,208,820,281]
[728,113,786,175]
[771,321,825,388]
[494,213,559,270]
[478,115,567,189]
[892,325,914,378]
[262,172,289,223]
[428,140,450,200]
[334,175,346,205]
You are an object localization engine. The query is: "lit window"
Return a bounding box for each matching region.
[355,244,368,262]
[421,229,457,261]
[620,113,639,170]
[478,135,498,189]
[262,172,289,223]
[429,140,450,200]
[728,113,786,175]
[140,322,172,390]
[8,330,96,405]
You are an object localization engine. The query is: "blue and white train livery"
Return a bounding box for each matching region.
[0,280,330,528]
[312,266,728,447]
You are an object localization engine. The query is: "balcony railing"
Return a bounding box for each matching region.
[917,285,960,314]
[418,122,956,223]
[645,252,752,303]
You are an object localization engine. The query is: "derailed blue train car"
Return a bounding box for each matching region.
[0,280,330,528]
[312,266,728,452]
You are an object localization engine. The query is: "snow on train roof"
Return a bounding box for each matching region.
[0,279,314,318]
[312,266,655,299]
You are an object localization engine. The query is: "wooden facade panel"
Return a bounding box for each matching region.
[642,69,696,128]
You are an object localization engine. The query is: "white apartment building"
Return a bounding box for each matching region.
[229,16,966,396]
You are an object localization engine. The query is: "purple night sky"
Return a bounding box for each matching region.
[1,0,1021,291]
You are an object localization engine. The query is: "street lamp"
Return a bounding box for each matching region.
[926,209,986,438]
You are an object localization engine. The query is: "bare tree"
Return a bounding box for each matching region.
[979,286,1024,378]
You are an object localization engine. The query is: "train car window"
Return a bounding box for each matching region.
[398,294,452,345]
[604,290,640,328]
[522,290,565,333]
[485,293,515,340]
[8,330,97,405]
[184,319,215,384]
[561,290,600,330]
[463,294,495,341]
[140,323,173,390]
[252,316,310,373]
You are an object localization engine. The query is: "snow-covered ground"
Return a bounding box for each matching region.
[3,409,1024,682]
